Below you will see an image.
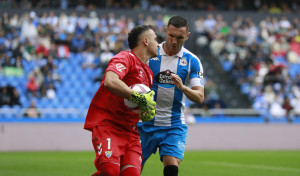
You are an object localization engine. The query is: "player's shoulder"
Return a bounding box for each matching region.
[182,47,200,61]
[114,51,132,58]
[112,51,136,61]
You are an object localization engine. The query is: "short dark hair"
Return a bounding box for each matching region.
[128,25,154,49]
[168,16,189,31]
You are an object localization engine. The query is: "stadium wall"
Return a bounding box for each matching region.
[1,123,300,151]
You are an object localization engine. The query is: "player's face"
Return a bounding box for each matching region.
[164,24,190,56]
[147,29,159,58]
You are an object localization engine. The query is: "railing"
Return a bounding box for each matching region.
[1,107,299,123]
[0,108,83,119]
[189,108,261,117]
[188,108,300,123]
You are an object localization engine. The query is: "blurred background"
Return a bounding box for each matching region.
[0,0,300,124]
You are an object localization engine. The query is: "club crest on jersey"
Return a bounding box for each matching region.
[116,63,126,72]
[155,69,174,84]
[105,151,112,158]
[179,57,187,66]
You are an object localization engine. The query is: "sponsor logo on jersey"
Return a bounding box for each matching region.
[155,69,174,84]
[97,143,102,155]
[139,70,143,77]
[116,63,126,72]
[105,151,112,158]
[179,57,187,66]
[151,57,160,61]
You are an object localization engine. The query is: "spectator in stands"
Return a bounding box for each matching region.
[282,96,293,116]
[81,46,95,69]
[11,87,21,107]
[0,86,11,106]
[23,38,36,61]
[36,37,50,58]
[12,56,23,69]
[88,11,99,31]
[9,13,20,28]
[56,42,70,59]
[71,34,85,53]
[23,100,41,118]
[11,36,22,58]
[94,49,114,82]
[47,11,58,27]
[20,11,37,42]
[1,53,13,67]
[26,75,38,97]
[46,83,56,99]
[28,67,44,89]
[136,13,144,26]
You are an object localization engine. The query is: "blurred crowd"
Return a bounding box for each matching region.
[195,13,300,118]
[0,10,168,112]
[0,0,300,13]
[1,8,300,119]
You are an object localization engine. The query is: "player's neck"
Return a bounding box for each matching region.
[131,49,149,64]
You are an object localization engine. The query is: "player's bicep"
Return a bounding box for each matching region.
[191,86,204,93]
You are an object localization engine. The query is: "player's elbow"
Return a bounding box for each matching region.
[104,77,114,90]
[104,71,119,91]
[196,93,204,105]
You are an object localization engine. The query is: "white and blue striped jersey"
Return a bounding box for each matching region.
[145,43,204,127]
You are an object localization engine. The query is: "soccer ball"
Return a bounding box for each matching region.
[124,84,152,113]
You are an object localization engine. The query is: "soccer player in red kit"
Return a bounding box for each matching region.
[84,25,159,176]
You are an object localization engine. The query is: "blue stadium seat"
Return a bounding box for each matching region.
[289,64,299,79]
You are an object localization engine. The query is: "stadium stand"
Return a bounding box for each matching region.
[1,0,300,123]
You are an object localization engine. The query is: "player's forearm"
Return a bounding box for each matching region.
[104,71,133,99]
[181,86,204,105]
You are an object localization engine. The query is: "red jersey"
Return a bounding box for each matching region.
[84,51,153,133]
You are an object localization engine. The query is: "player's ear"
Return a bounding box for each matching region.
[186,32,190,40]
[143,37,149,46]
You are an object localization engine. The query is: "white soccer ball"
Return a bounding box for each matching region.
[124,84,152,113]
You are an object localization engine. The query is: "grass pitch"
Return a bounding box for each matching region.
[0,151,300,176]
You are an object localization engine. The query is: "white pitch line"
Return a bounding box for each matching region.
[201,161,300,173]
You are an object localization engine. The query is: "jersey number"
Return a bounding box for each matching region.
[96,138,111,155]
[106,138,111,150]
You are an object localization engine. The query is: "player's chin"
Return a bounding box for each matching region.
[151,53,158,58]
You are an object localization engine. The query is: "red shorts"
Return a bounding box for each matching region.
[92,125,142,172]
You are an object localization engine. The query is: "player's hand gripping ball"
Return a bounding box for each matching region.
[126,84,156,122]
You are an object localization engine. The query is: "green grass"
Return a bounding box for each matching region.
[0,151,300,176]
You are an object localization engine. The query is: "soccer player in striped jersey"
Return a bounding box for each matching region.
[138,16,205,176]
